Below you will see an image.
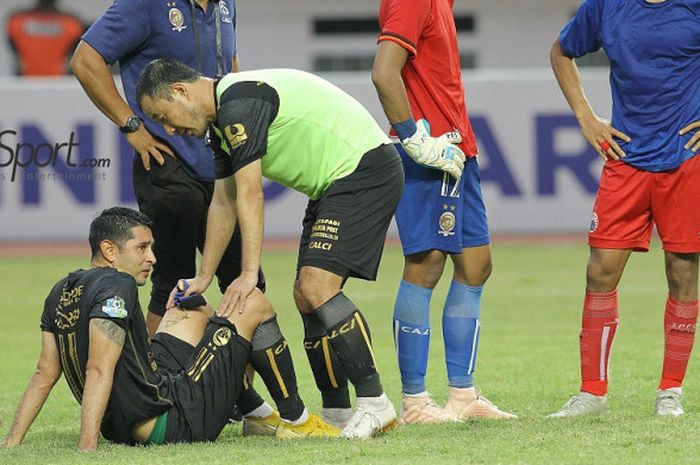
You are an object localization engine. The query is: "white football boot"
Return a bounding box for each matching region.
[547,392,608,418]
[656,388,683,417]
[341,393,397,439]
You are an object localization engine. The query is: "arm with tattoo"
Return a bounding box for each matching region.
[78,319,125,451]
[93,318,126,345]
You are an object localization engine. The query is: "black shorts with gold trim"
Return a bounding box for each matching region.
[297,143,404,281]
[152,317,251,443]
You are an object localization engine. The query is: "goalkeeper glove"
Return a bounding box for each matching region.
[399,119,466,180]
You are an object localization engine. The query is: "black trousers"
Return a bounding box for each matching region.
[133,155,265,316]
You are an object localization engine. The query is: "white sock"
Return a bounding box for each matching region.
[357,393,389,409]
[244,401,274,418]
[281,407,309,425]
[404,391,430,398]
[322,407,353,417]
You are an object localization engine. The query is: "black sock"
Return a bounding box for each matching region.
[301,312,351,409]
[236,374,266,416]
[249,317,305,422]
[315,293,383,398]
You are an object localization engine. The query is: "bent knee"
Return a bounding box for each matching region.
[666,253,699,299]
[293,283,313,314]
[586,259,622,291]
[296,278,321,310]
[295,277,339,311]
[404,251,447,288]
[475,262,492,285]
[243,289,275,323]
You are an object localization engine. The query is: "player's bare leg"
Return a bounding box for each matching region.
[656,252,699,416]
[586,248,632,293]
[297,266,397,438]
[451,244,491,287]
[665,252,698,301]
[156,289,270,343]
[155,303,212,343]
[403,249,448,287]
[549,247,632,418]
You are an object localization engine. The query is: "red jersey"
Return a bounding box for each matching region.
[378,0,477,157]
[7,10,84,76]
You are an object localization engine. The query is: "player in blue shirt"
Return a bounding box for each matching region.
[72,0,250,333]
[548,0,700,418]
[70,0,285,435]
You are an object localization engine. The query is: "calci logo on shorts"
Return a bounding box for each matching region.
[589,211,599,233]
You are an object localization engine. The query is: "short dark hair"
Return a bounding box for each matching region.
[135,58,201,106]
[89,207,153,258]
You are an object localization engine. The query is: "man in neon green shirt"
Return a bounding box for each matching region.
[136,59,404,438]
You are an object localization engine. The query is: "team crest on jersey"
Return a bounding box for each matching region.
[219,0,232,23]
[213,327,232,347]
[168,5,187,32]
[224,123,248,149]
[102,296,127,319]
[438,211,456,237]
[589,212,599,233]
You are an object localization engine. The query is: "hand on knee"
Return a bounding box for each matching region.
[228,290,275,329]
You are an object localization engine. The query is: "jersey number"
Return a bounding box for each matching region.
[440,172,460,198]
[58,332,85,399]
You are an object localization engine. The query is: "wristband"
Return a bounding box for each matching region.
[391,118,417,141]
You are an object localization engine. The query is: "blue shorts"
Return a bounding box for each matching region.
[394,144,490,256]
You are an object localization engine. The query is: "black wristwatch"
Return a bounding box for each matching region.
[119,115,143,134]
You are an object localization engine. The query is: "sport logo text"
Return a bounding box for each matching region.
[0,129,110,182]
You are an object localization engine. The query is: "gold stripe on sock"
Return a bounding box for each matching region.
[353,313,378,371]
[321,336,339,388]
[266,348,289,398]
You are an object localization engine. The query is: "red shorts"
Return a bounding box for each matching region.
[589,156,700,253]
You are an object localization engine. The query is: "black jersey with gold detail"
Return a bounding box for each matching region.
[40,267,172,444]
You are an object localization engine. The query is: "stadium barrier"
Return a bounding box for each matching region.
[0,69,611,240]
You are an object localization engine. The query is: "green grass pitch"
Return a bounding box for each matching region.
[1,242,698,464]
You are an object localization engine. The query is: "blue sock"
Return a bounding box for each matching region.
[443,281,482,388]
[393,280,432,395]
